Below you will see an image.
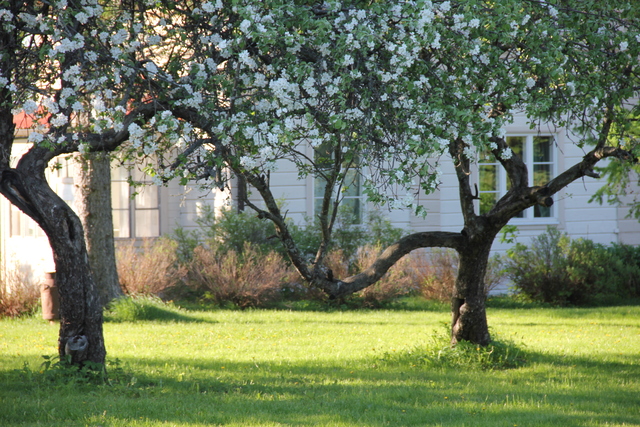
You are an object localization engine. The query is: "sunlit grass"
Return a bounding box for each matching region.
[1,301,638,426]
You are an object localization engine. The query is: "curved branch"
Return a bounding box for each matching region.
[546,146,635,195]
[325,231,465,298]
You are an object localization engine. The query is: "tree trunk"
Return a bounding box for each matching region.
[451,238,493,346]
[0,167,106,366]
[74,152,123,307]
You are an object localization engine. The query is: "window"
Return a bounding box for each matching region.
[313,144,364,224]
[478,135,555,219]
[111,165,160,238]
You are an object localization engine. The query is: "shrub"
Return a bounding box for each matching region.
[505,227,572,305]
[505,226,640,306]
[410,249,504,303]
[0,266,40,318]
[104,296,188,322]
[186,244,295,308]
[116,238,186,296]
[173,204,407,267]
[413,249,458,303]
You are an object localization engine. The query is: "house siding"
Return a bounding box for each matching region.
[2,121,639,287]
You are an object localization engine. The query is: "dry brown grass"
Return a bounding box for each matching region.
[410,249,504,302]
[354,245,417,307]
[187,244,294,308]
[0,267,40,318]
[116,238,186,296]
[411,249,458,303]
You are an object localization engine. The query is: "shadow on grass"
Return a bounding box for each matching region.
[3,343,639,427]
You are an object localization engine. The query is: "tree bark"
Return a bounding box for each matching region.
[0,165,106,366]
[74,152,123,307]
[451,238,494,346]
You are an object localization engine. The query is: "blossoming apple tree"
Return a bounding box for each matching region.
[0,0,638,368]
[146,0,639,345]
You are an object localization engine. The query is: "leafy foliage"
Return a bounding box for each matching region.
[505,227,640,305]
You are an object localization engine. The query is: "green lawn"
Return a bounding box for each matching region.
[1,301,639,426]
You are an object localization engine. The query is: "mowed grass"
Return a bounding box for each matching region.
[0,300,638,426]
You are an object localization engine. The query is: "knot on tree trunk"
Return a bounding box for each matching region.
[64,335,88,364]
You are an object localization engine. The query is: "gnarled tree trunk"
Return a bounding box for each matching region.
[451,238,494,346]
[0,165,106,366]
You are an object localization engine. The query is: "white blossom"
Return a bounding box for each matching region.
[28,132,44,143]
[51,113,69,127]
[240,19,251,33]
[619,41,628,52]
[238,50,256,69]
[22,100,38,115]
[240,155,257,169]
[144,61,158,74]
[43,98,59,114]
[111,29,129,45]
[0,9,14,21]
[431,32,441,49]
[75,11,89,24]
[201,1,222,13]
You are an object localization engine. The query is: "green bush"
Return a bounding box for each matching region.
[505,226,640,306]
[104,296,189,322]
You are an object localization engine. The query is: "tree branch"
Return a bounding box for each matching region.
[324,231,465,298]
[449,137,476,223]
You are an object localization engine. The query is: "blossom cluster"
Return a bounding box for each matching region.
[2,0,638,211]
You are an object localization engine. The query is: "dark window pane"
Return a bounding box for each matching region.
[113,210,130,238]
[479,165,497,192]
[533,164,551,186]
[341,198,361,224]
[534,205,551,218]
[134,186,158,209]
[533,136,553,162]
[111,181,129,210]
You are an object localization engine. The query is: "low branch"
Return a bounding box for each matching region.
[324,231,465,298]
